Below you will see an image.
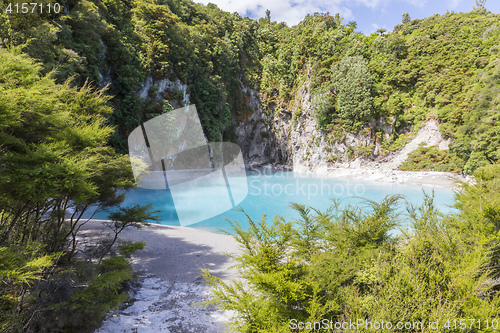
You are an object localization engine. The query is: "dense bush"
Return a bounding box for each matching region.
[332,55,374,126]
[204,176,500,332]
[1,0,499,172]
[0,0,262,150]
[258,8,500,172]
[400,144,465,172]
[0,48,157,332]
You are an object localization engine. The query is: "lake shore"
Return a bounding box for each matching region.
[88,164,468,332]
[318,167,471,189]
[258,118,474,190]
[80,220,240,333]
[262,164,473,189]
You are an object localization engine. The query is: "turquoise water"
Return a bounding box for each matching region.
[89,171,457,234]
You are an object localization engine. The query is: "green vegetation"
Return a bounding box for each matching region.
[1,0,499,172]
[204,166,500,331]
[257,7,500,173]
[0,0,262,150]
[0,48,157,332]
[331,55,374,127]
[47,256,134,332]
[400,144,465,172]
[1,0,500,330]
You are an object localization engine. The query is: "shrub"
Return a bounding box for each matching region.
[311,88,335,129]
[203,191,500,332]
[400,145,464,172]
[118,241,146,257]
[331,55,374,124]
[46,255,134,331]
[292,105,302,128]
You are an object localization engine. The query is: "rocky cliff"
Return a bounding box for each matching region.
[234,81,451,175]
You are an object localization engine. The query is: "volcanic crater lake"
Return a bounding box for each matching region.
[90,171,456,234]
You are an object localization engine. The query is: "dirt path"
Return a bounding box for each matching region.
[79,221,241,333]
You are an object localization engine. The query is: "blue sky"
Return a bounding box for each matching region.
[195,0,500,34]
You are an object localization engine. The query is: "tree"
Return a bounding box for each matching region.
[100,204,159,262]
[312,87,335,129]
[476,0,486,8]
[0,49,136,252]
[0,47,153,331]
[265,9,271,23]
[402,12,411,24]
[331,55,374,126]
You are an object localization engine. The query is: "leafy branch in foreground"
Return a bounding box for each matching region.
[99,204,160,262]
[0,48,154,332]
[203,193,500,332]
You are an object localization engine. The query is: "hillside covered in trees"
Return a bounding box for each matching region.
[1,0,499,173]
[1,0,500,331]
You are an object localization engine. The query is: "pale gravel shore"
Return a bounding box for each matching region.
[288,119,474,189]
[84,163,467,332]
[270,164,471,189]
[80,221,241,333]
[321,168,471,189]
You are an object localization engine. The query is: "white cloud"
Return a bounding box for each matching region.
[369,22,387,34]
[355,0,390,9]
[447,0,462,9]
[404,0,428,8]
[194,0,426,27]
[195,0,364,26]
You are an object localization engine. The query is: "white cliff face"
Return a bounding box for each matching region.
[98,39,112,88]
[131,75,449,174]
[235,79,378,171]
[138,77,154,99]
[379,119,449,170]
[138,77,190,106]
[130,75,390,172]
[234,80,450,174]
